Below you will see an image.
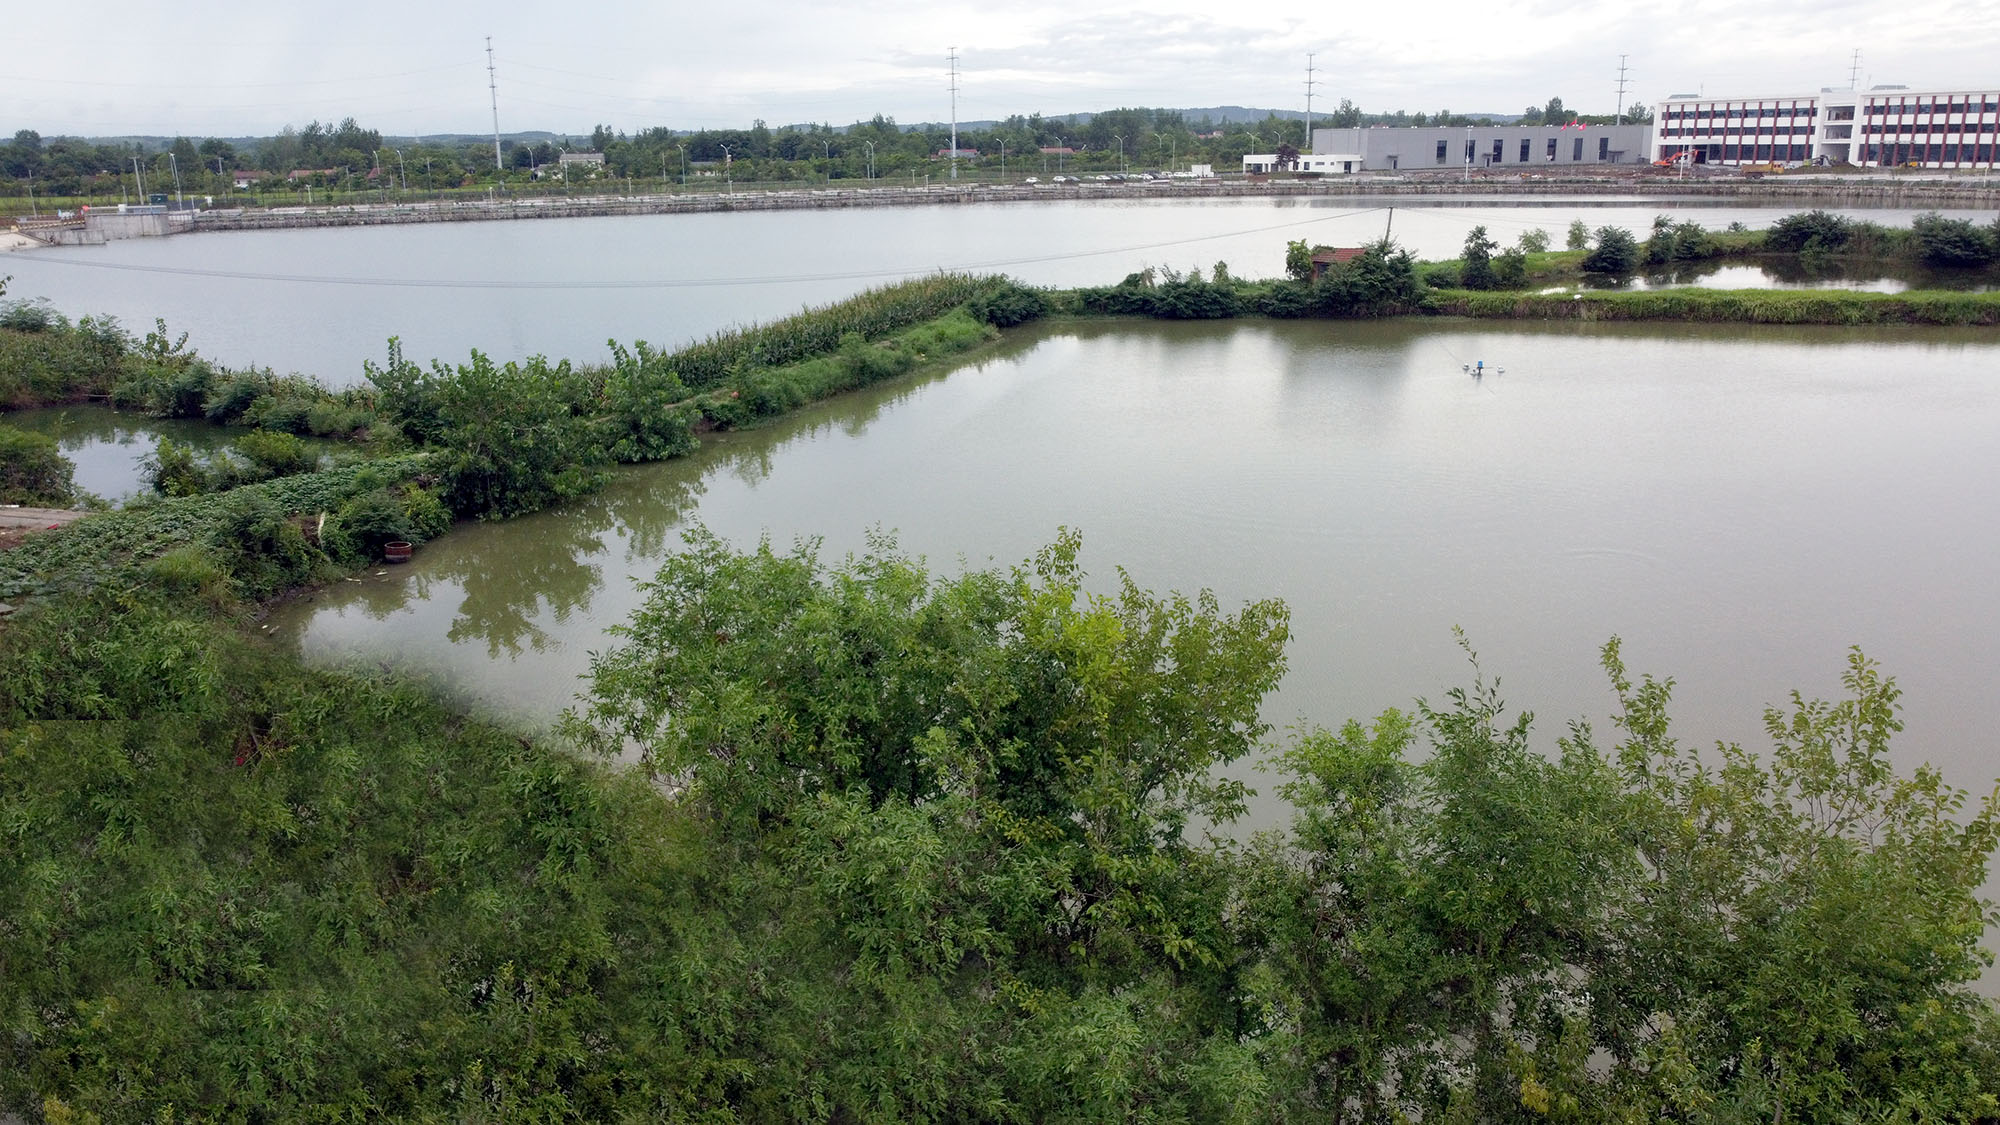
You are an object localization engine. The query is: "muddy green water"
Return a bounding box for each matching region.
[270,318,2000,835]
[5,406,257,502]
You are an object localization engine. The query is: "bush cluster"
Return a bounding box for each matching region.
[0,423,76,505]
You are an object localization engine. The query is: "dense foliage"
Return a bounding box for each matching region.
[1582,226,1642,274]
[3,535,1995,1122]
[0,424,75,505]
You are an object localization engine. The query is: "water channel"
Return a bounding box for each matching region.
[267,317,2000,833]
[9,195,1996,380]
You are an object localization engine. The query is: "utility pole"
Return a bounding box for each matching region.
[1304,52,1317,153]
[947,48,960,181]
[487,37,503,172]
[1849,48,1862,90]
[1614,54,1630,124]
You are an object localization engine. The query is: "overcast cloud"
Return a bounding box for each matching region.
[5,0,1997,138]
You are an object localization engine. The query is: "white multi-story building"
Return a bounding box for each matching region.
[1656,85,2000,169]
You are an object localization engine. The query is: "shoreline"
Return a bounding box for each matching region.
[103,173,2000,238]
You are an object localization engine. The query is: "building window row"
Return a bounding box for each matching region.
[1866,99,2000,114]
[1862,143,1998,164]
[1864,122,2000,135]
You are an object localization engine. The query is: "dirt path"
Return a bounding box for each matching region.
[0,506,87,551]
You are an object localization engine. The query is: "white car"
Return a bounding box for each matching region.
[1023,177,1039,184]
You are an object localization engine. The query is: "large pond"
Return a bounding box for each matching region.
[8,196,1995,381]
[269,318,2000,829]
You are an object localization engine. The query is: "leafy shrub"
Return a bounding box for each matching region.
[143,438,212,498]
[1912,212,1998,268]
[233,430,316,478]
[1075,284,1159,316]
[1150,276,1242,319]
[600,339,699,463]
[0,298,62,333]
[1583,227,1641,274]
[0,425,76,506]
[428,352,608,519]
[303,399,373,437]
[966,281,1050,327]
[1317,242,1424,314]
[1492,249,1528,289]
[202,372,270,423]
[400,484,452,542]
[241,393,315,434]
[1255,281,1317,318]
[206,489,325,597]
[1767,209,1852,253]
[1517,229,1551,253]
[324,487,417,563]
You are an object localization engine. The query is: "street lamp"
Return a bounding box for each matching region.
[168,152,182,206]
[1116,136,1124,172]
[676,144,687,186]
[1154,131,1176,170]
[720,143,731,192]
[863,140,875,180]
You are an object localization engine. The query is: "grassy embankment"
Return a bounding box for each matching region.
[5,256,2000,1120]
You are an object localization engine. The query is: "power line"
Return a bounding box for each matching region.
[16,206,1389,290]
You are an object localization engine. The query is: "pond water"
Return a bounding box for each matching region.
[7,196,1993,382]
[4,406,250,502]
[1578,260,2000,293]
[269,318,2000,830]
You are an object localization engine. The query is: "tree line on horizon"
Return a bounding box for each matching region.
[0,95,1655,201]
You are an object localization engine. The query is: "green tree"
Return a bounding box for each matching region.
[1516,228,1551,253]
[1582,226,1639,273]
[1284,238,1315,282]
[1912,211,1998,268]
[1459,225,1498,289]
[1566,218,1592,251]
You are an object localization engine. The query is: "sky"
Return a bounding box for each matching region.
[6,0,1999,140]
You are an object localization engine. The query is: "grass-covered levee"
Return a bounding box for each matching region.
[4,259,2000,1121]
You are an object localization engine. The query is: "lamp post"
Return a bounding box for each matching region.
[676,144,687,186]
[168,152,182,206]
[1116,136,1124,172]
[999,141,1006,181]
[1154,131,1176,170]
[720,143,731,192]
[863,140,875,180]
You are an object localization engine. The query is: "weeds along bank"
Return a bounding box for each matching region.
[4,229,2000,1120]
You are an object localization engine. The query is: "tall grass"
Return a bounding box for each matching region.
[660,274,1008,389]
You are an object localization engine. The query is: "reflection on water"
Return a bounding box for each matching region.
[1578,256,1998,293]
[4,406,251,502]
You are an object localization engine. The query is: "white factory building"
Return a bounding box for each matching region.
[1656,85,2000,169]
